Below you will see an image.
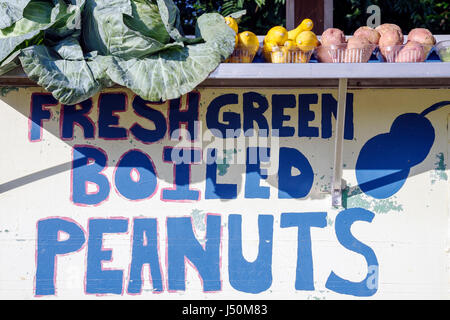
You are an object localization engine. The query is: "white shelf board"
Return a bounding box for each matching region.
[209,62,450,79]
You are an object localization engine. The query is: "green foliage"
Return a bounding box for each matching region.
[175,0,448,35]
[174,0,286,35]
[334,0,449,34]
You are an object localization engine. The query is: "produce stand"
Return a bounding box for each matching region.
[6,40,449,209]
[0,33,449,300]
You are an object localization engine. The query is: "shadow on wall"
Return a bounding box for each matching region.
[0,87,448,209]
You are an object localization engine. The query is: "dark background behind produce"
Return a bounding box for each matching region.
[175,0,449,35]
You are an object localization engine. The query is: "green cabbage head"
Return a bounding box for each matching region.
[0,0,236,104]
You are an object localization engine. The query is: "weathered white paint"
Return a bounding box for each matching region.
[0,87,448,299]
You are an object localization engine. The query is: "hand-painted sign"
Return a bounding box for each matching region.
[0,88,448,299]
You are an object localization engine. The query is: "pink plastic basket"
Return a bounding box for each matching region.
[315,43,376,63]
[378,44,431,63]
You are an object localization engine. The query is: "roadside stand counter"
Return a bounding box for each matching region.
[0,35,449,300]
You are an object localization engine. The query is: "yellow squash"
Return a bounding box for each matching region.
[238,31,260,55]
[224,16,238,34]
[296,30,319,52]
[287,18,314,41]
[265,26,289,46]
[237,31,260,63]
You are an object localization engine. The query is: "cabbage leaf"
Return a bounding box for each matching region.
[82,0,177,59]
[20,41,112,105]
[106,13,235,101]
[0,0,32,29]
[0,0,85,74]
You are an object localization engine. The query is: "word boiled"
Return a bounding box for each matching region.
[72,146,315,205]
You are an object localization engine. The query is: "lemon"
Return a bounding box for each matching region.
[296,30,319,52]
[238,31,260,56]
[287,18,314,41]
[265,26,288,46]
[235,34,239,46]
[224,16,238,34]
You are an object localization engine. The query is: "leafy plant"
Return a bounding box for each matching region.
[174,0,286,35]
[0,0,236,104]
[175,0,448,36]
